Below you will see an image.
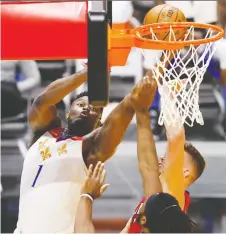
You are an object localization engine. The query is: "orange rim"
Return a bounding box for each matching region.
[130,22,225,50]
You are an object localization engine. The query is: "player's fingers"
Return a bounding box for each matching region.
[100,169,107,185]
[100,184,110,195]
[93,161,102,178]
[87,164,93,178]
[97,163,104,179]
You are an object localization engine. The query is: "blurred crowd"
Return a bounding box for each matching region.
[1,1,226,142]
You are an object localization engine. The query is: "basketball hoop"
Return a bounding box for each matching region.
[128,22,224,127]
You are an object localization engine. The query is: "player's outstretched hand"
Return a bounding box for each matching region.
[130,75,157,111]
[81,162,110,199]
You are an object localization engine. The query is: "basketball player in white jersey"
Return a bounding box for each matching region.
[14,67,157,233]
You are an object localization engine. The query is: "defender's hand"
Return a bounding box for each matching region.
[130,75,157,111]
[81,162,110,199]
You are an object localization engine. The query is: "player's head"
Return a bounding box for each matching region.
[67,91,103,135]
[159,141,206,187]
[137,193,194,233]
[183,141,206,185]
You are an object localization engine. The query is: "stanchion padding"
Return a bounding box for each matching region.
[1,1,87,60]
[88,11,108,107]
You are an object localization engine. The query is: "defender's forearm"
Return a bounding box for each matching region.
[74,197,95,233]
[161,92,185,174]
[136,111,159,174]
[136,110,162,197]
[160,92,185,209]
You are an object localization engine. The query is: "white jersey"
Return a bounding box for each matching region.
[14,128,88,233]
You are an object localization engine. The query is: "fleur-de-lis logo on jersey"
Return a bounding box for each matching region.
[41,147,51,161]
[58,143,67,156]
[39,139,49,151]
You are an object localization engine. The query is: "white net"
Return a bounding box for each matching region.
[140,25,220,127]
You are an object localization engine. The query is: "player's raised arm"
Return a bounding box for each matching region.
[131,76,162,198]
[86,70,157,166]
[136,109,162,198]
[28,68,88,135]
[159,83,185,208]
[74,162,109,233]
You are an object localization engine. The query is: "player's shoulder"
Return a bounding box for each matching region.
[29,127,63,148]
[134,197,146,212]
[128,197,145,233]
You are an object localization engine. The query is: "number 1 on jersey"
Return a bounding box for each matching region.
[32,165,43,187]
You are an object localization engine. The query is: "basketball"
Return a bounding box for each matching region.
[143,4,187,41]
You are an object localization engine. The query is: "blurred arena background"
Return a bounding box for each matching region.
[1,0,226,233]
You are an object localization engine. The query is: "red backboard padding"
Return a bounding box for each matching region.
[1,1,87,60]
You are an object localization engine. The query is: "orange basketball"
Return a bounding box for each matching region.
[143,4,187,41]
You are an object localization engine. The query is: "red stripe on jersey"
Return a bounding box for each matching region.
[128,191,191,233]
[71,136,83,141]
[49,128,63,138]
[49,128,83,141]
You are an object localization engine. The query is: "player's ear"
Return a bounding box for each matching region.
[183,168,190,178]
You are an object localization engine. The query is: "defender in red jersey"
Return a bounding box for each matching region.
[125,82,196,233]
[127,78,205,233]
[129,191,190,233]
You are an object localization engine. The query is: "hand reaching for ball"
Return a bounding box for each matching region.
[130,75,157,111]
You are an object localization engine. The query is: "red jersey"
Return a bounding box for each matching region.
[128,191,190,233]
